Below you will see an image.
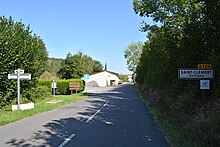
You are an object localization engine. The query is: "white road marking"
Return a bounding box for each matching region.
[86,101,109,123]
[58,133,76,147]
[58,101,109,146]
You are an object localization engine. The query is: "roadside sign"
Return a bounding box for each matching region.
[52,80,57,88]
[8,73,31,80]
[178,68,214,80]
[83,74,90,80]
[198,64,212,69]
[200,80,210,90]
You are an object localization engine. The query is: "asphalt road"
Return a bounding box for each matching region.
[0,83,171,147]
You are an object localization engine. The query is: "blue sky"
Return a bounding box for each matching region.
[1,0,151,74]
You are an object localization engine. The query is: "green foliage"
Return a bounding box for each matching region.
[37,79,85,95]
[0,94,86,126]
[28,86,52,102]
[40,71,59,80]
[124,41,143,72]
[0,16,48,107]
[57,79,85,95]
[92,60,103,73]
[58,52,103,79]
[39,57,63,80]
[118,74,128,82]
[133,0,220,146]
[47,57,63,73]
[58,53,84,79]
[37,79,52,90]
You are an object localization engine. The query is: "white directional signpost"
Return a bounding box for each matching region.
[8,69,31,110]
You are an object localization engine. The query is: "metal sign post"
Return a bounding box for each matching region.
[8,69,31,110]
[52,80,57,95]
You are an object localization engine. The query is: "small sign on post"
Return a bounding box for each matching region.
[200,80,210,90]
[52,80,57,95]
[8,69,31,110]
[83,74,90,80]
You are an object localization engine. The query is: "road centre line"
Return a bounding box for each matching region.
[86,101,109,123]
[58,101,109,146]
[58,133,76,147]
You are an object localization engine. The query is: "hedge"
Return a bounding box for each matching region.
[37,79,85,95]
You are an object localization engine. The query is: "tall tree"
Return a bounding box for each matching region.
[58,52,103,79]
[58,53,83,79]
[0,16,48,107]
[133,0,220,146]
[93,60,103,73]
[124,41,143,72]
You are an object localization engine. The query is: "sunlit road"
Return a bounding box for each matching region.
[0,83,171,147]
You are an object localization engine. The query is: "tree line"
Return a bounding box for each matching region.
[125,0,220,146]
[41,53,103,80]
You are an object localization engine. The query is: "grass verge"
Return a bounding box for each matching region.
[0,93,88,126]
[135,86,198,147]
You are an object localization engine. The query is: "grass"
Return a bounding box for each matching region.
[0,93,88,126]
[135,86,199,147]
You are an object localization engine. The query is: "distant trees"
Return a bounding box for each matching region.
[0,16,48,107]
[124,41,143,72]
[58,52,103,79]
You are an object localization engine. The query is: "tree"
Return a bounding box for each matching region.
[124,41,143,72]
[92,60,103,73]
[58,53,83,79]
[133,0,220,146]
[0,16,48,107]
[58,52,103,79]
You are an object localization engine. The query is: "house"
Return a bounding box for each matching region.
[85,71,120,87]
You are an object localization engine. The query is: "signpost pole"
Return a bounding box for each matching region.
[17,69,21,110]
[202,90,205,100]
[53,80,55,95]
[8,69,31,110]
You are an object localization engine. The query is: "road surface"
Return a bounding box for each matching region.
[0,83,171,147]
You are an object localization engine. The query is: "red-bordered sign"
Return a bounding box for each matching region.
[178,68,214,80]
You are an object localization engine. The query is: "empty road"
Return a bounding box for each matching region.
[0,83,171,147]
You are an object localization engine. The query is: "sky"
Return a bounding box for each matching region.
[0,0,151,74]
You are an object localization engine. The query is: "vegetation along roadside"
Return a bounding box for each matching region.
[0,93,87,126]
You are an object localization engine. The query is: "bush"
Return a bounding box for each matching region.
[140,85,220,147]
[37,79,85,95]
[28,86,52,102]
[37,80,52,89]
[57,79,85,95]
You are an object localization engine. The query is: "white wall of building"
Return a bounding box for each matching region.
[86,71,120,87]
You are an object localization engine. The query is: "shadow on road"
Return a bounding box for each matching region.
[5,83,170,147]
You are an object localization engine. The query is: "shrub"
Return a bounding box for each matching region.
[57,79,85,95]
[28,86,52,102]
[37,79,85,95]
[37,80,52,89]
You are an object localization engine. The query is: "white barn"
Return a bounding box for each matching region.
[85,71,120,87]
